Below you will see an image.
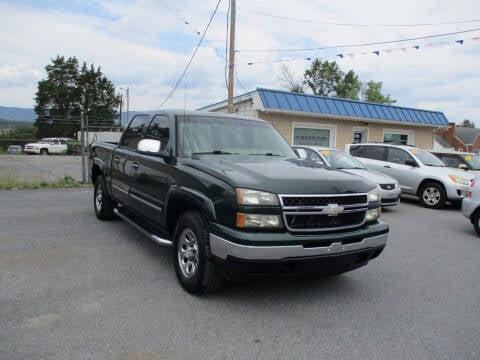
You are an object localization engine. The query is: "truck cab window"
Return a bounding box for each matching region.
[122,115,149,150]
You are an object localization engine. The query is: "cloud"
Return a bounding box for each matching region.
[0,0,479,126]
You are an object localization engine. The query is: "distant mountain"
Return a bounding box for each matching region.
[0,106,35,122]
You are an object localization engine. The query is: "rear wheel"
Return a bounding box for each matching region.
[419,182,446,209]
[174,211,223,295]
[94,176,116,220]
[472,210,480,236]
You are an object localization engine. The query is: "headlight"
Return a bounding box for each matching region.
[448,175,470,185]
[236,188,279,206]
[236,213,282,228]
[367,187,381,203]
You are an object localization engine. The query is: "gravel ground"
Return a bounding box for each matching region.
[0,155,84,182]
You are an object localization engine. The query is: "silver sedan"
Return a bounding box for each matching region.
[294,146,401,207]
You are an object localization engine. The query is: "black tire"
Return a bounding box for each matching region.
[419,182,446,209]
[472,210,480,236]
[173,211,224,295]
[40,148,48,155]
[94,176,116,220]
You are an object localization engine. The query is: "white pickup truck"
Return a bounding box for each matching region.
[23,137,72,155]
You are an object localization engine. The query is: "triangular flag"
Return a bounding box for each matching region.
[336,54,344,58]
[455,40,464,45]
[413,46,420,50]
[373,51,380,56]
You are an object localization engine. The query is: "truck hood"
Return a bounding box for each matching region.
[184,155,376,194]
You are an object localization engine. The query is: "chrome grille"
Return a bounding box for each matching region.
[280,193,368,232]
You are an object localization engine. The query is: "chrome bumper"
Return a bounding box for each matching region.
[209,232,387,261]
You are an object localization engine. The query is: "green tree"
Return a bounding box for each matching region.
[336,70,361,100]
[34,56,120,138]
[460,119,475,128]
[303,59,343,96]
[363,81,397,104]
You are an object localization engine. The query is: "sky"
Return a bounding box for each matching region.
[1,0,480,125]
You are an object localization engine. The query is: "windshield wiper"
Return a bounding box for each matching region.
[249,153,283,156]
[192,150,238,155]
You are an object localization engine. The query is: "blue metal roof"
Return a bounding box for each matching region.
[256,88,449,126]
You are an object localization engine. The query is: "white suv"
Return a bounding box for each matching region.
[345,143,475,209]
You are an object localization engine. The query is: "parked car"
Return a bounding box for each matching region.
[462,178,480,235]
[293,146,401,207]
[23,137,72,155]
[345,143,475,209]
[430,150,480,175]
[7,145,22,153]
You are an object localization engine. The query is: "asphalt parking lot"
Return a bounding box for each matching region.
[1,188,479,360]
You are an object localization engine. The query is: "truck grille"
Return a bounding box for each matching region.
[280,194,368,232]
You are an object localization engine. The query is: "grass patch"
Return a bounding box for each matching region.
[0,173,90,190]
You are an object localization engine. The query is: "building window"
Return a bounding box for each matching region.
[292,123,336,147]
[383,129,413,145]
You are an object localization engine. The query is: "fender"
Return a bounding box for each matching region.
[165,185,217,221]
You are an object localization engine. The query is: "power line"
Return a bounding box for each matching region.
[158,0,222,108]
[238,7,480,27]
[238,28,480,53]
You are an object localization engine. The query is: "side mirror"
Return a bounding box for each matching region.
[137,138,176,164]
[404,159,418,167]
[138,139,162,153]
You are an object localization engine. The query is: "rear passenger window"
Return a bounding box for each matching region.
[121,115,150,150]
[350,145,386,161]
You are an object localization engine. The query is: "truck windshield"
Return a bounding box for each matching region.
[177,115,297,158]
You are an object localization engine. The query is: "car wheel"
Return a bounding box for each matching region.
[94,175,116,220]
[174,211,224,295]
[472,210,480,236]
[40,148,48,155]
[419,182,446,209]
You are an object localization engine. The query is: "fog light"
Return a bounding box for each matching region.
[236,213,281,228]
[366,208,381,222]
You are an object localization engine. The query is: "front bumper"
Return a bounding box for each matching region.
[210,232,387,261]
[446,184,470,201]
[462,197,478,221]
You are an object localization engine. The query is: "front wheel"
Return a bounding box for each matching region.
[419,182,446,209]
[174,211,223,295]
[94,176,116,220]
[472,210,480,236]
[40,148,48,155]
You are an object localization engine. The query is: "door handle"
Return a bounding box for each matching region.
[132,162,139,170]
[114,157,120,163]
[384,165,391,168]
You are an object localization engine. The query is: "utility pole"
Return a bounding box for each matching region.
[227,0,236,114]
[80,107,87,184]
[126,87,130,122]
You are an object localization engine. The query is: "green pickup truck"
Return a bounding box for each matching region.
[90,110,389,294]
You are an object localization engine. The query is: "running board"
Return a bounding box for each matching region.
[114,208,173,247]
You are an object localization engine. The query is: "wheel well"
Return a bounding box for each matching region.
[166,198,205,238]
[416,179,445,196]
[91,164,101,184]
[40,148,48,153]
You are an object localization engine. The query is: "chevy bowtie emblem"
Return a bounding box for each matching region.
[321,204,345,216]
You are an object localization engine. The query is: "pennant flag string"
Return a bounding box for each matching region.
[239,36,479,66]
